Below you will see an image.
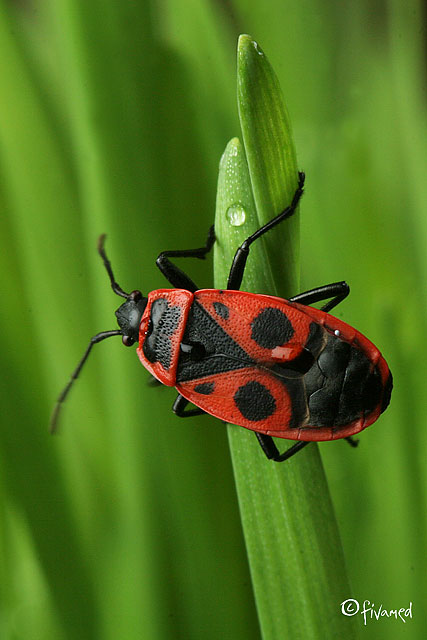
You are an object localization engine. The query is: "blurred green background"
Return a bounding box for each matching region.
[0,1,426,639]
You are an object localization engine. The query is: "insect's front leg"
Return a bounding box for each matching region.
[226,172,305,291]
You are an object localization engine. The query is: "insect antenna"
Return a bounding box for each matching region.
[50,329,122,434]
[98,234,129,298]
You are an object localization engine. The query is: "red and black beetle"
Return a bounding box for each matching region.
[51,172,392,461]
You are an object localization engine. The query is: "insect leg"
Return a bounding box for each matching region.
[173,393,208,417]
[345,436,359,448]
[156,225,215,292]
[255,432,310,462]
[226,172,305,290]
[256,433,359,461]
[289,281,350,312]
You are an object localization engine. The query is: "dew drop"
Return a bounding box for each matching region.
[226,204,246,227]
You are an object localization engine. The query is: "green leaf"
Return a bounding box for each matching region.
[214,36,357,640]
[237,34,300,296]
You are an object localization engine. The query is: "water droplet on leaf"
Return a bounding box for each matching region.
[226,204,246,227]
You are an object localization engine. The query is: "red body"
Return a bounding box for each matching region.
[137,289,392,442]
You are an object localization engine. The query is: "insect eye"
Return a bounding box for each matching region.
[146,320,153,336]
[129,290,142,302]
[122,335,135,347]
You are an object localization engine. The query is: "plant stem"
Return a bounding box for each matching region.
[214,36,358,640]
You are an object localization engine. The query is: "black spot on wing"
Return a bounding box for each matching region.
[194,382,215,395]
[234,381,276,421]
[213,301,229,320]
[250,307,294,349]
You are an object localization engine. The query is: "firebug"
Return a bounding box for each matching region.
[51,172,392,461]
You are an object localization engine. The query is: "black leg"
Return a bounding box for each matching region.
[345,436,359,448]
[256,432,359,462]
[156,225,215,292]
[173,393,208,418]
[227,172,305,291]
[255,432,311,462]
[289,281,350,313]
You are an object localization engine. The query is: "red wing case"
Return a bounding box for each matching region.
[176,290,392,441]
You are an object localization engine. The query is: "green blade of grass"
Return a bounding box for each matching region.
[237,34,300,295]
[214,37,358,639]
